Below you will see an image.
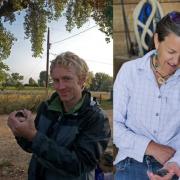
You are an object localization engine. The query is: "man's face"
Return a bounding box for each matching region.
[51,65,84,109]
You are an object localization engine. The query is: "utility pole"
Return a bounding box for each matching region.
[45,27,50,89]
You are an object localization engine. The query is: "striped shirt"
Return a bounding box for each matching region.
[113,50,180,165]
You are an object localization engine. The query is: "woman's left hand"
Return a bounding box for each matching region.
[147,171,175,180]
[147,162,180,180]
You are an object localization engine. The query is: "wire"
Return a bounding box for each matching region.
[51,25,98,45]
[86,59,112,65]
[49,53,112,65]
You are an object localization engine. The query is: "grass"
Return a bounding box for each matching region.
[0,93,47,114]
[100,100,112,110]
[0,89,112,114]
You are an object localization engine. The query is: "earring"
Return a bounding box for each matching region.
[154,50,159,68]
[154,49,158,56]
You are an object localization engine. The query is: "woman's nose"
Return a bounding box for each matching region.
[173,55,180,66]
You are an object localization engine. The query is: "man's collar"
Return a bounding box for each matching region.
[48,93,86,115]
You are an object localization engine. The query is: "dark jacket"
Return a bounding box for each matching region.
[16,90,111,180]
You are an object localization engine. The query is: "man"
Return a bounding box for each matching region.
[8,51,111,180]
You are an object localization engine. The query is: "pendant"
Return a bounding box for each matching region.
[158,77,165,84]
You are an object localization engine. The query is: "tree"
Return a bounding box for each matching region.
[0,0,112,60]
[4,72,24,88]
[11,72,23,81]
[29,77,38,86]
[10,72,23,86]
[90,72,113,91]
[0,60,9,83]
[38,70,46,87]
[85,71,94,89]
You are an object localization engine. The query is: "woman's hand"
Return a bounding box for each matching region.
[147,171,175,180]
[147,162,180,180]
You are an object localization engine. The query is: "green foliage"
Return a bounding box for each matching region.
[65,0,112,42]
[85,71,94,89]
[0,22,16,60]
[65,0,93,31]
[46,0,67,20]
[5,72,24,86]
[0,61,9,71]
[38,70,46,87]
[11,72,23,81]
[92,0,113,42]
[0,61,9,83]
[29,77,38,86]
[0,70,7,83]
[24,2,48,57]
[0,0,112,60]
[90,72,113,92]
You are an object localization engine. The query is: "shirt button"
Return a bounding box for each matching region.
[155,113,159,116]
[153,130,157,134]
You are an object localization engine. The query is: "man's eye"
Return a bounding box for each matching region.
[53,79,59,83]
[63,77,71,80]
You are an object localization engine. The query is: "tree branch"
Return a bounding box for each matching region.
[0,0,31,18]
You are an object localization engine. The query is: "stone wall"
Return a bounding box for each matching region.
[113,0,180,78]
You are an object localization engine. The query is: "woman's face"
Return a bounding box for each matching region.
[154,32,180,75]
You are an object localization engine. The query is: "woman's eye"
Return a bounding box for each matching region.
[168,51,175,54]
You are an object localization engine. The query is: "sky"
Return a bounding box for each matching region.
[4,13,113,84]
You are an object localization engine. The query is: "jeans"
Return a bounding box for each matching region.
[114,156,178,180]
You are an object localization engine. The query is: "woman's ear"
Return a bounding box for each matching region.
[154,33,159,50]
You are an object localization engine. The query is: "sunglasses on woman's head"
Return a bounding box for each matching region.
[169,11,180,24]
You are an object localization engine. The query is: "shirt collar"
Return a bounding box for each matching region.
[48,94,86,115]
[136,50,156,71]
[174,68,180,77]
[136,50,180,79]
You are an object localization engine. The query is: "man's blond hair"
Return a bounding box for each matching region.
[50,51,89,81]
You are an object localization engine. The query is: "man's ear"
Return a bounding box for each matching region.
[78,75,86,87]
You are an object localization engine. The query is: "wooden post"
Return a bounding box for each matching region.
[45,27,50,89]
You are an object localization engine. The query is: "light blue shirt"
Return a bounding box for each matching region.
[113,50,180,166]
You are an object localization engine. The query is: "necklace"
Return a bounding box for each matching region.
[155,71,170,84]
[151,57,171,85]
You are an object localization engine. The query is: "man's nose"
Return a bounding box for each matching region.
[57,81,65,89]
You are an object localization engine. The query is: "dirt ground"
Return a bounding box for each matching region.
[0,110,112,180]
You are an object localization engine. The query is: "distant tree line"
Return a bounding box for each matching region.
[0,72,24,89]
[0,70,113,92]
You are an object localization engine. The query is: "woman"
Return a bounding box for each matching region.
[113,11,180,180]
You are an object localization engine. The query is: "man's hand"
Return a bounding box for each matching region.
[7,109,37,141]
[147,162,180,180]
[145,141,175,165]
